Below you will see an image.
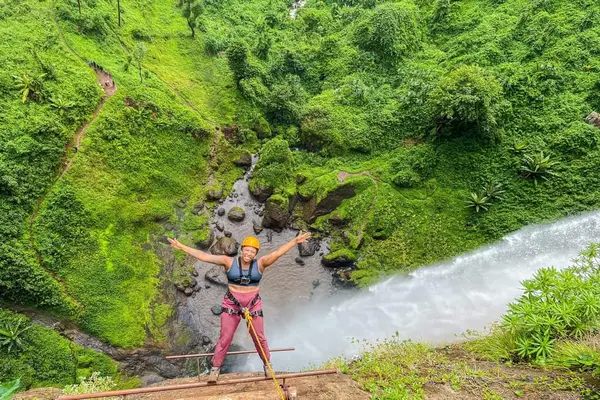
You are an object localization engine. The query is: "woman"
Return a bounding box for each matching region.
[168,231,311,382]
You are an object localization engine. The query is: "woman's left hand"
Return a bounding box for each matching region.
[295,231,312,244]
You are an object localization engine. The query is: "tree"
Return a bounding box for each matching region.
[133,42,147,83]
[355,1,423,66]
[181,0,203,38]
[430,65,507,140]
[226,39,251,83]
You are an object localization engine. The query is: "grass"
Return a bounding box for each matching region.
[322,335,597,400]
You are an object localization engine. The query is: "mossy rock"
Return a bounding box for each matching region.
[322,249,357,268]
[227,206,246,222]
[262,195,290,232]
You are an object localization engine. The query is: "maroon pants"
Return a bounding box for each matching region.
[211,291,270,368]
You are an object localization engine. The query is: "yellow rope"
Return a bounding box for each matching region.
[243,309,286,400]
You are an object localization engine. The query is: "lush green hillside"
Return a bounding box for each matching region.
[0,0,254,354]
[194,0,600,284]
[2,0,600,392]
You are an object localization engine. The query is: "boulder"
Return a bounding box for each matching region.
[206,188,223,201]
[297,240,316,257]
[210,237,239,256]
[233,151,252,167]
[249,182,273,203]
[252,220,264,235]
[321,249,356,268]
[205,265,228,286]
[585,112,600,129]
[262,197,290,232]
[217,208,226,216]
[194,228,214,249]
[302,184,356,223]
[227,206,246,222]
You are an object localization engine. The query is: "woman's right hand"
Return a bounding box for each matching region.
[167,237,184,250]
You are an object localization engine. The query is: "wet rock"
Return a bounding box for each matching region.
[297,240,316,257]
[321,250,357,268]
[249,183,273,203]
[262,197,290,232]
[233,193,238,198]
[158,235,170,244]
[586,111,600,129]
[227,206,246,222]
[233,151,252,167]
[211,237,239,256]
[252,220,263,235]
[302,184,356,223]
[192,269,199,277]
[224,230,232,238]
[192,202,205,215]
[295,257,305,266]
[205,265,228,286]
[312,279,321,288]
[175,284,186,293]
[211,305,223,315]
[202,335,212,345]
[207,188,223,201]
[184,288,193,296]
[216,221,225,232]
[189,278,198,288]
[266,231,273,243]
[217,208,226,216]
[163,222,175,231]
[191,292,197,298]
[332,268,357,288]
[205,284,211,289]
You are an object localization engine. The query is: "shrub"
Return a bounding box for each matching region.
[354,1,423,66]
[0,318,31,354]
[500,243,600,362]
[430,65,506,140]
[62,372,116,395]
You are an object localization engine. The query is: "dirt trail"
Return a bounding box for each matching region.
[60,68,116,178]
[128,372,370,400]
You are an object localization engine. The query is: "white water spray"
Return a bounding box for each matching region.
[248,211,600,371]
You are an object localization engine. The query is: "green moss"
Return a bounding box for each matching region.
[0,309,121,390]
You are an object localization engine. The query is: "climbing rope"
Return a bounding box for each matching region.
[243,308,286,400]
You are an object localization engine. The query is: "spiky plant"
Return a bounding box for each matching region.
[521,152,558,185]
[466,192,491,212]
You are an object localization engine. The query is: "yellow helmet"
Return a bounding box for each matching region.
[241,236,260,250]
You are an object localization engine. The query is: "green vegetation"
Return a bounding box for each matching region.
[199,0,600,285]
[467,242,600,372]
[2,0,600,391]
[0,309,123,391]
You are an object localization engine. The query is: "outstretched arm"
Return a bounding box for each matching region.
[258,231,312,270]
[168,238,232,268]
